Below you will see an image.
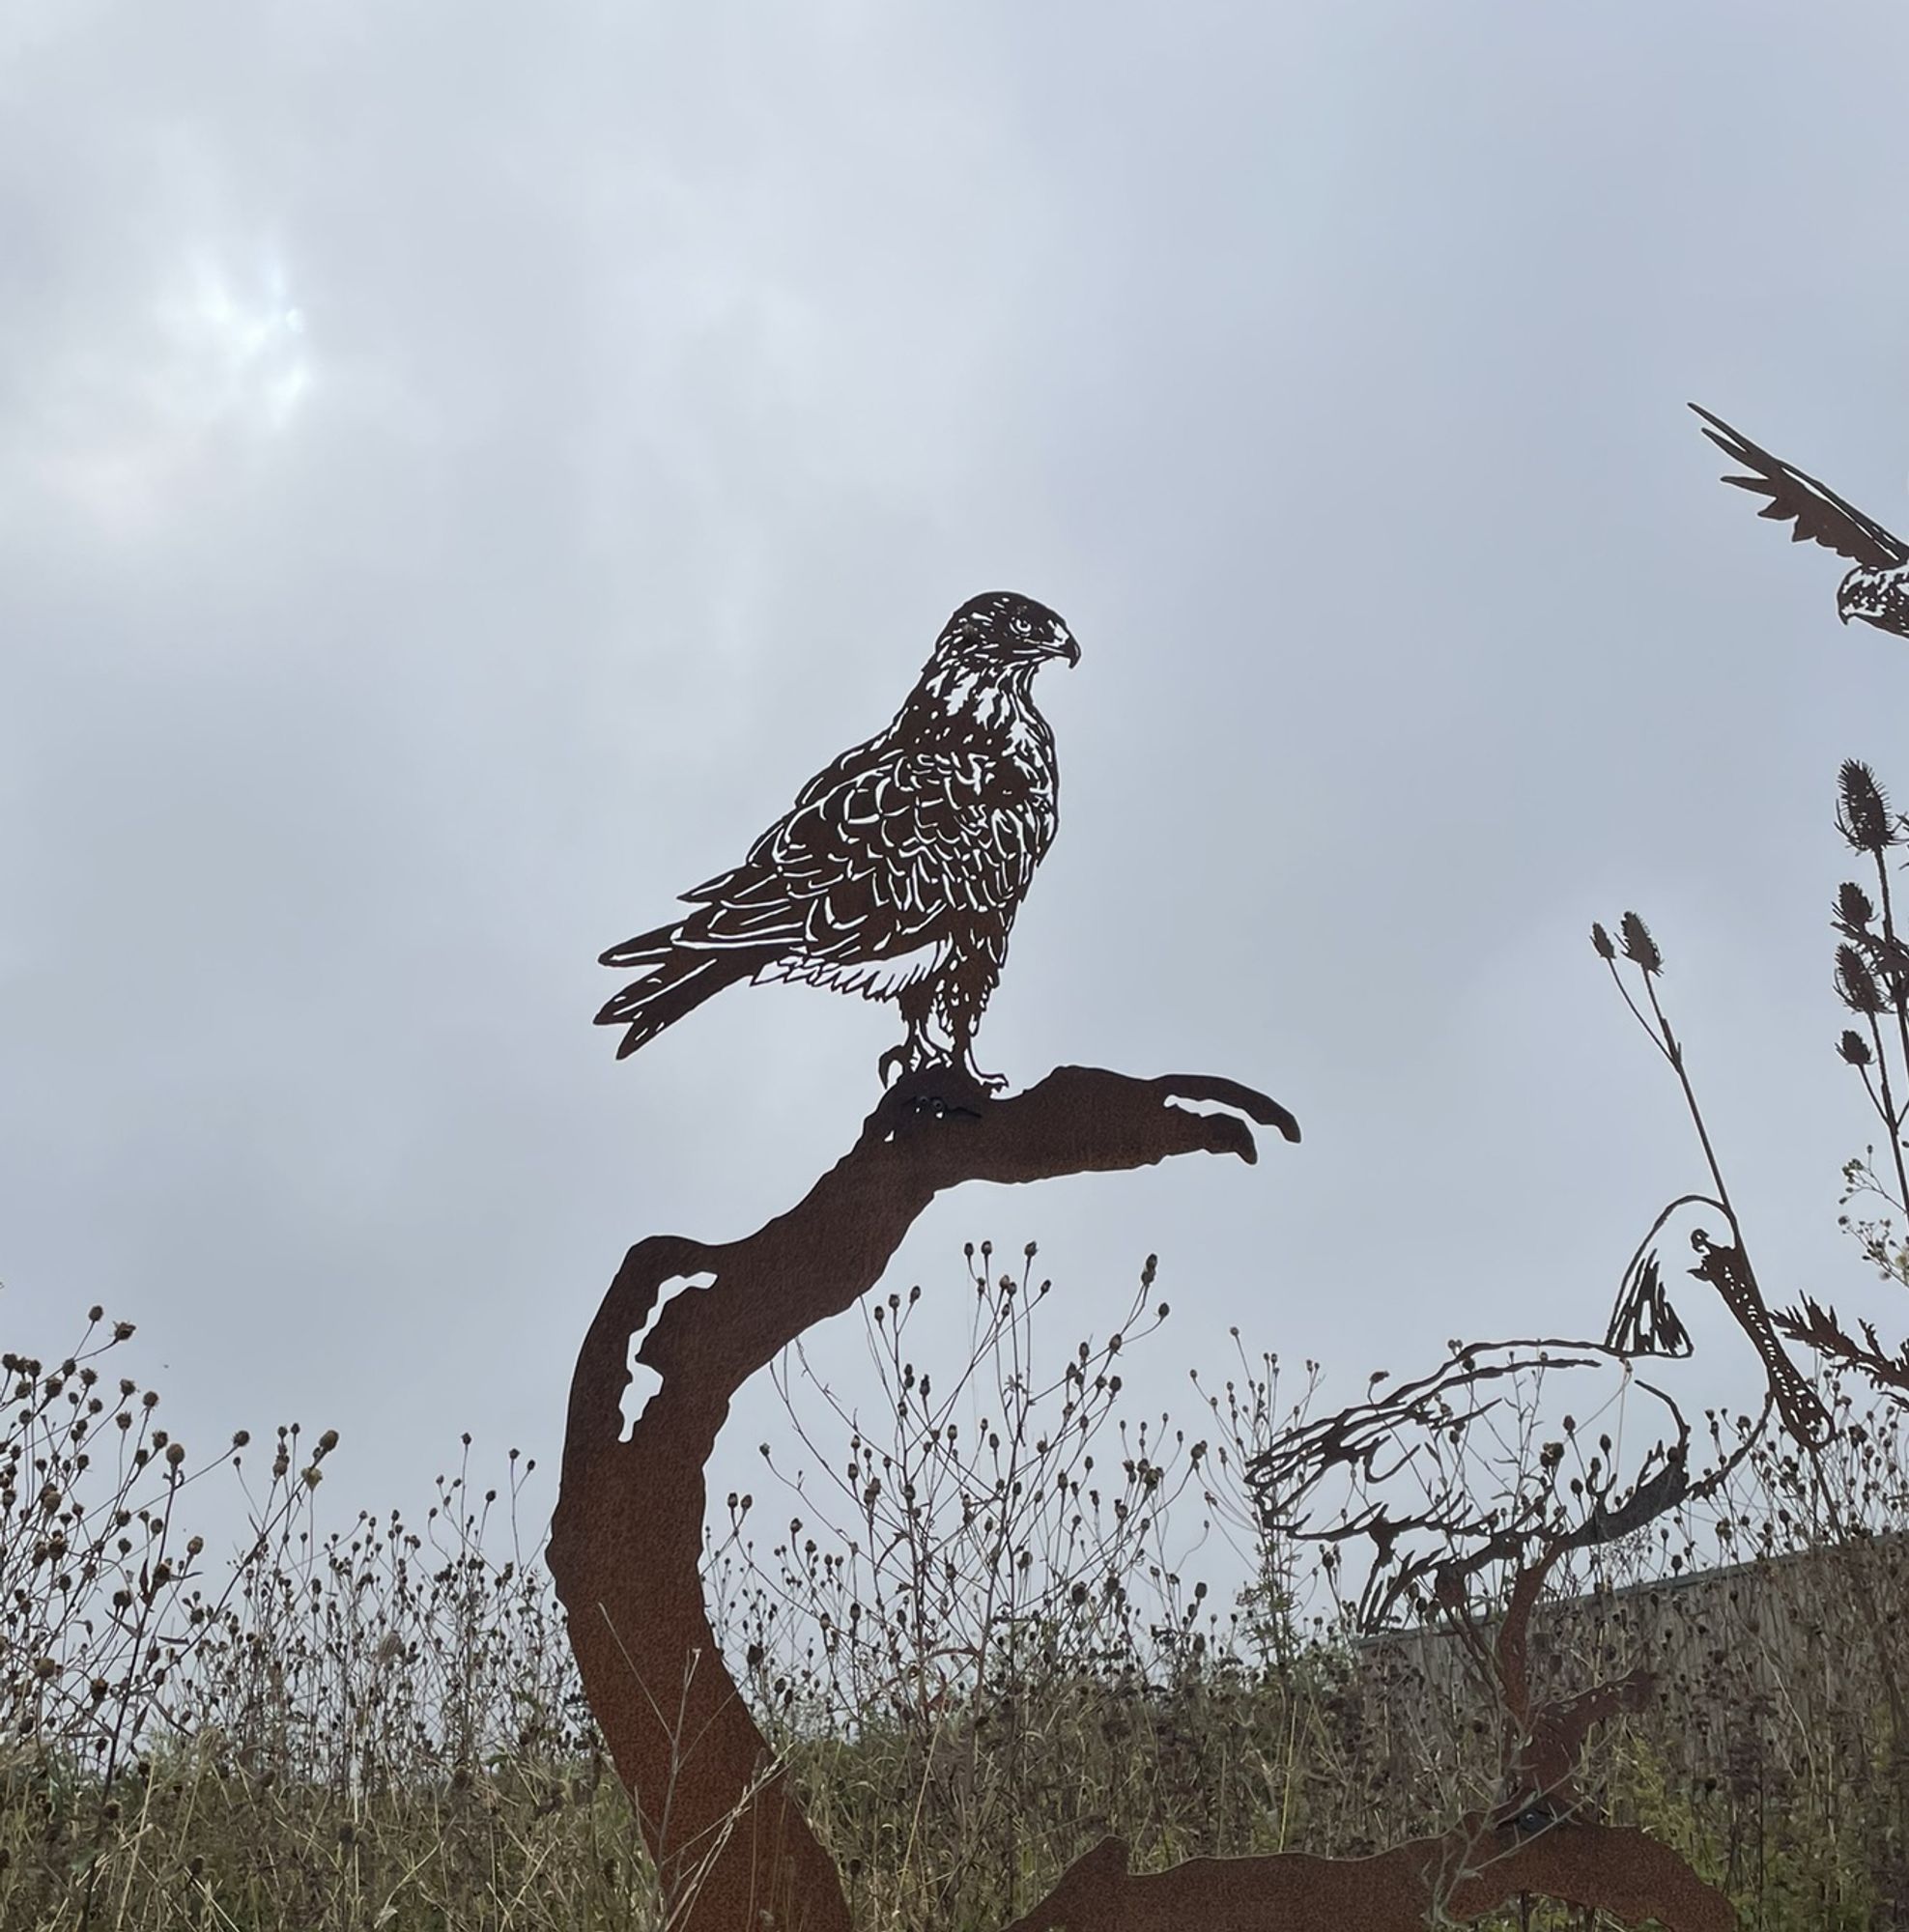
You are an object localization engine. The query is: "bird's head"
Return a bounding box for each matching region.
[937,591,1080,670]
[1838,568,1863,626]
[1832,564,1909,634]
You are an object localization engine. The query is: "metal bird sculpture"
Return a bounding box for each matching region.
[1692,402,1909,636]
[596,590,1079,1092]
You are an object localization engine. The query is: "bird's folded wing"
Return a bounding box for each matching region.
[677,749,1043,960]
[1692,403,1909,568]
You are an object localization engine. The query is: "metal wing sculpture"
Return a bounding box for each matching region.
[595,590,1078,1091]
[1691,402,1909,635]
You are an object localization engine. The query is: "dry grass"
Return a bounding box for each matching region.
[6,1265,1908,1931]
[0,1311,647,1931]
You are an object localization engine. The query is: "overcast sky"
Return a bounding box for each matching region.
[6,2,1909,1603]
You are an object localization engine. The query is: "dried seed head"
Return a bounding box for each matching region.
[1619,912,1664,975]
[1837,759,1897,853]
[1590,923,1615,960]
[1837,882,1877,929]
[1836,944,1886,1015]
[1838,1029,1874,1066]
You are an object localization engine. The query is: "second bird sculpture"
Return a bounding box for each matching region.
[595,590,1079,1094]
[1692,402,1909,637]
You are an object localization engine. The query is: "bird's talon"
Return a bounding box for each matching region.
[882,1065,993,1120]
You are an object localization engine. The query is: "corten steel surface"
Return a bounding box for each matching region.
[595,590,1079,1091]
[935,1503,1730,1930]
[1252,1344,1716,1630]
[546,1065,1299,1932]
[1241,1356,1740,1932]
[1605,1199,1829,1447]
[1692,402,1909,637]
[559,575,1759,1928]
[995,1811,1733,1932]
[991,1561,1733,1932]
[1592,911,1833,1445]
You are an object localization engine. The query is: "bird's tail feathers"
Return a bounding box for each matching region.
[597,919,685,971]
[593,949,757,1059]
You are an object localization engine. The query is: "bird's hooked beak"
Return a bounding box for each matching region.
[1048,623,1081,667]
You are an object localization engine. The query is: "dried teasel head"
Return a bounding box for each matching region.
[1836,881,1878,930]
[1836,943,1886,1016]
[1837,759,1899,855]
[1619,912,1663,976]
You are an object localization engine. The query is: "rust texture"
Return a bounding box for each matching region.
[547,1063,1742,1931]
[1237,1350,1744,1931]
[595,590,1080,1091]
[996,1813,1734,1932]
[995,1522,1735,1929]
[546,1065,1298,1932]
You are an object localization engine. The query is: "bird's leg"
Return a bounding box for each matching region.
[879,983,942,1089]
[942,974,1007,1094]
[954,1049,1009,1094]
[876,1039,995,1114]
[876,1037,993,1117]
[876,986,996,1112]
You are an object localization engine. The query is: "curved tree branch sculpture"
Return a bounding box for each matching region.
[1229,1350,1745,1932]
[992,1537,1732,1928]
[550,1066,1736,1932]
[996,1802,1733,1932]
[546,1065,1298,1932]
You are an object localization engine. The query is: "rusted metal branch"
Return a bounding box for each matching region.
[547,1065,1296,1932]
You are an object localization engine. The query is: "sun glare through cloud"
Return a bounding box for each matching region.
[36,242,314,531]
[159,249,311,433]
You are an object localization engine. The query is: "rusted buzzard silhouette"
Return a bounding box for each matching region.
[596,590,1078,1091]
[1692,403,1909,636]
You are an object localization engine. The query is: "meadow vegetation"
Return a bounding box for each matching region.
[11,765,1909,1930]
[3,1260,1906,1930]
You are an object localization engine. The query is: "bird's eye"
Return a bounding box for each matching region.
[1011,615,1031,635]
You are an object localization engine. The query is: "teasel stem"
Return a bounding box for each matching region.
[1870,845,1909,1213]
